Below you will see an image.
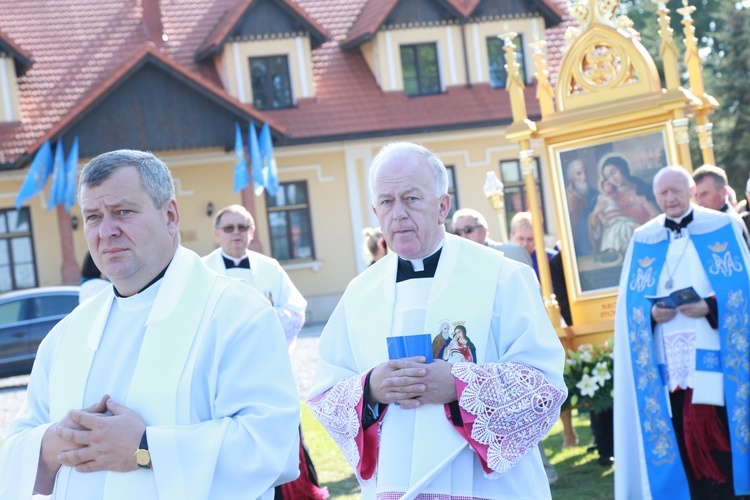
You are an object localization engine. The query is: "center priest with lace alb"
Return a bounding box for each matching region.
[307,142,567,500]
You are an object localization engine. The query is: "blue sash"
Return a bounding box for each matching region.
[625,238,690,498]
[691,225,750,495]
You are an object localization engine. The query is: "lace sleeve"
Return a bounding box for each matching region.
[451,361,567,477]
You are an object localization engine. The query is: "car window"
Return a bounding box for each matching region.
[33,295,78,318]
[0,299,23,324]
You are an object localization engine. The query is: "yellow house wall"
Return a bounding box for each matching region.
[0,56,20,122]
[221,37,315,104]
[0,126,565,323]
[463,18,542,86]
[374,25,466,91]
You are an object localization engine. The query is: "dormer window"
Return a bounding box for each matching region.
[487,35,526,88]
[250,55,293,110]
[400,43,440,97]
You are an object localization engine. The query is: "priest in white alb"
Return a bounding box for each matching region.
[0,150,300,499]
[308,142,567,499]
[202,204,307,350]
[202,203,328,500]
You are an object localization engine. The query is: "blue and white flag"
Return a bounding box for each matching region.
[233,123,248,193]
[64,137,79,212]
[15,140,54,210]
[258,122,279,197]
[48,140,66,210]
[249,122,264,194]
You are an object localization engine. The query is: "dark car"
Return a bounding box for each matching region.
[0,286,79,378]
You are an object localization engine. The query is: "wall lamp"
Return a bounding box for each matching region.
[206,201,214,217]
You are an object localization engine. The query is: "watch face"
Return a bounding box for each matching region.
[135,449,151,467]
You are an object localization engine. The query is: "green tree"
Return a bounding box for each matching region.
[617,1,750,187]
[708,2,750,190]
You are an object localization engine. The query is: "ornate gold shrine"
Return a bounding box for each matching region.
[502,0,717,349]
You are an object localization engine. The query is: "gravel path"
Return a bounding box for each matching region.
[0,323,324,438]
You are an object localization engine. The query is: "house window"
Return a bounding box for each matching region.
[445,166,458,232]
[487,35,526,89]
[400,43,441,96]
[499,158,546,231]
[266,181,315,261]
[0,208,37,292]
[249,55,293,110]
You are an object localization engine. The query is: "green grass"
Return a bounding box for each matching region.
[303,405,613,499]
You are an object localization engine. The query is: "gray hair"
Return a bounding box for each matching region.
[214,204,255,228]
[368,142,448,201]
[451,208,488,229]
[652,165,694,195]
[79,149,175,208]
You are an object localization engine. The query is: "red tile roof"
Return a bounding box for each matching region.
[0,28,33,75]
[0,0,570,167]
[195,0,331,61]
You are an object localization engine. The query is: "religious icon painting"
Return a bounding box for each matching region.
[432,320,477,364]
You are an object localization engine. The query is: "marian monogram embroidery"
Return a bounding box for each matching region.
[707,243,743,277]
[629,257,656,292]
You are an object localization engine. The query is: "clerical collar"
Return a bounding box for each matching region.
[396,244,443,283]
[664,208,694,233]
[112,262,170,298]
[221,250,250,268]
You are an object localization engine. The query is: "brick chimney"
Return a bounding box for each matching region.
[141,0,164,47]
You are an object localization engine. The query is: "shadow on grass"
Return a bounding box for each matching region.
[543,409,614,500]
[322,475,361,498]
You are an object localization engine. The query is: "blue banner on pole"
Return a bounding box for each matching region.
[249,122,264,195]
[64,137,79,212]
[48,140,66,210]
[259,123,279,197]
[233,123,248,193]
[15,140,54,210]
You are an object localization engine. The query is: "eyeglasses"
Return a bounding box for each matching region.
[454,225,482,236]
[217,224,251,234]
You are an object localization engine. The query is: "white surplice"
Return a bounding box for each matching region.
[308,234,567,499]
[0,246,300,500]
[203,248,307,348]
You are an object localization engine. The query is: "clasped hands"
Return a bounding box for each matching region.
[368,356,457,410]
[42,394,146,474]
[651,299,709,324]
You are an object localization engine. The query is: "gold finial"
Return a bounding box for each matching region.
[677,0,704,97]
[530,39,554,118]
[654,0,680,89]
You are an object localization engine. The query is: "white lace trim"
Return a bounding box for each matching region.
[452,362,566,478]
[308,375,364,470]
[663,330,696,391]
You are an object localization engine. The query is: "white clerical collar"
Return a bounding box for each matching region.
[221,249,249,267]
[115,277,162,312]
[665,207,693,223]
[403,240,444,272]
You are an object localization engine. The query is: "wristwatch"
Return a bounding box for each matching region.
[134,430,151,469]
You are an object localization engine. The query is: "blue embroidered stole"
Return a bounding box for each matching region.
[625,224,750,497]
[691,226,750,495]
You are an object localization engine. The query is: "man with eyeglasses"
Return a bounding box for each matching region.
[203,204,307,348]
[202,205,326,500]
[451,208,531,266]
